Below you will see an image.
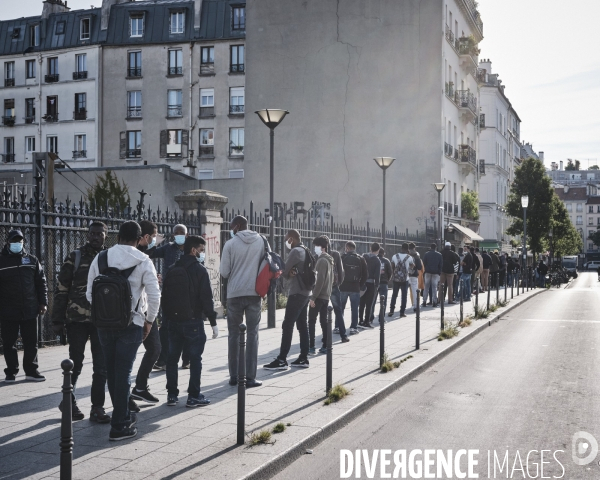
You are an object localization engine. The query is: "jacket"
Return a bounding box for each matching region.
[490,254,500,273]
[283,245,311,297]
[311,252,334,301]
[339,251,368,293]
[52,243,102,325]
[378,256,393,284]
[423,249,443,275]
[409,249,423,280]
[86,244,161,327]
[331,250,345,288]
[169,255,218,325]
[482,252,492,269]
[462,252,473,274]
[363,253,381,284]
[441,248,460,274]
[475,254,484,274]
[148,242,184,276]
[220,230,267,299]
[0,245,48,321]
[499,255,507,271]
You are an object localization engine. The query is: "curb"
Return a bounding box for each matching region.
[240,288,546,480]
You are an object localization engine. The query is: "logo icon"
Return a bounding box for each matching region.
[572,431,598,466]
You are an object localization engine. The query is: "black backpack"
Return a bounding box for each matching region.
[298,245,317,290]
[162,261,196,321]
[343,252,362,283]
[91,250,138,330]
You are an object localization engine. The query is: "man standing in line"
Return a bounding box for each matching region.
[387,243,413,318]
[454,247,464,302]
[324,236,347,342]
[474,248,484,293]
[220,216,265,388]
[439,242,459,305]
[52,222,110,422]
[1,229,48,383]
[339,242,368,336]
[264,229,312,370]
[499,250,507,287]
[422,243,442,308]
[87,221,161,441]
[481,249,492,291]
[375,248,392,320]
[469,247,481,295]
[490,250,500,289]
[308,237,334,354]
[359,243,382,328]
[407,243,422,312]
[461,246,473,301]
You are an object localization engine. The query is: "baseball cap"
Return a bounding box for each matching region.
[444,242,451,247]
[7,229,24,242]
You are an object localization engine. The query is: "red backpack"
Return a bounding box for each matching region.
[255,237,284,297]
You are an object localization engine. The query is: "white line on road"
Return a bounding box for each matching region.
[520,318,600,324]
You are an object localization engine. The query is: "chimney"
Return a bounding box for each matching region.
[479,59,492,75]
[102,0,134,30]
[564,185,569,194]
[194,0,204,30]
[42,0,70,19]
[560,160,563,170]
[539,151,544,162]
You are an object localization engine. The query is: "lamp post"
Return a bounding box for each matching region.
[374,157,396,250]
[548,227,553,268]
[521,195,529,277]
[255,108,289,329]
[433,183,446,250]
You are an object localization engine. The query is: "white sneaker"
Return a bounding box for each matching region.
[333,327,340,334]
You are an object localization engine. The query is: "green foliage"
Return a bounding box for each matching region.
[248,430,273,446]
[473,305,489,319]
[438,322,459,341]
[87,170,130,210]
[461,191,480,221]
[261,294,288,312]
[551,195,582,256]
[380,353,394,373]
[589,165,599,170]
[589,228,600,248]
[564,159,580,171]
[324,384,350,405]
[272,423,286,434]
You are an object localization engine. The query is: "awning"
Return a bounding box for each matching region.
[479,240,501,250]
[449,223,484,243]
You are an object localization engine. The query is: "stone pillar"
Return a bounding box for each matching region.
[175,190,228,312]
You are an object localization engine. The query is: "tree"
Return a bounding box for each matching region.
[87,170,130,210]
[564,159,580,171]
[589,165,600,170]
[589,228,600,248]
[461,191,479,221]
[550,195,582,257]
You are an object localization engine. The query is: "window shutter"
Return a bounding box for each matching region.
[181,130,189,158]
[159,130,168,158]
[119,132,126,159]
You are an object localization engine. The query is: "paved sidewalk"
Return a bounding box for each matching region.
[0,286,542,479]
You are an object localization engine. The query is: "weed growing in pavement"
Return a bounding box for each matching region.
[324,384,350,405]
[473,305,489,319]
[272,423,286,434]
[286,422,292,426]
[458,317,472,328]
[438,322,460,341]
[488,304,499,312]
[248,430,274,446]
[261,294,288,312]
[381,353,395,373]
[497,299,510,307]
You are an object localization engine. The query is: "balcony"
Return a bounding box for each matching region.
[459,144,477,168]
[74,109,87,121]
[126,106,142,119]
[199,146,214,157]
[444,142,454,159]
[199,107,215,118]
[230,64,245,73]
[25,116,35,124]
[43,113,59,122]
[2,116,15,126]
[456,90,477,121]
[457,39,479,69]
[127,149,141,158]
[230,145,244,156]
[168,66,183,76]
[454,204,459,217]
[45,74,59,83]
[459,0,484,37]
[127,68,142,78]
[167,105,183,117]
[445,82,455,99]
[476,68,487,84]
[72,150,87,159]
[4,78,15,87]
[1,153,16,163]
[200,63,215,75]
[72,71,88,80]
[454,149,459,162]
[445,25,455,47]
[229,104,244,115]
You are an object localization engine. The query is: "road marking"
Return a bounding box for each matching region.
[520,318,600,324]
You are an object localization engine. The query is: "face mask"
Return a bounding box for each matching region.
[285,240,292,250]
[9,242,23,254]
[230,230,236,238]
[147,237,156,249]
[198,252,205,263]
[174,235,185,245]
[314,246,322,256]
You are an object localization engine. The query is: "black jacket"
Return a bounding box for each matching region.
[423,249,443,275]
[339,251,368,293]
[482,252,492,269]
[363,253,382,285]
[0,245,48,321]
[462,252,473,274]
[378,256,393,284]
[441,248,460,274]
[472,253,481,272]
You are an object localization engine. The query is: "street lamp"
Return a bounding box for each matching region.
[433,183,446,250]
[255,108,289,329]
[548,227,553,267]
[521,195,529,285]
[374,157,395,250]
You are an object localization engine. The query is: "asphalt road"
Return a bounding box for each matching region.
[273,272,600,480]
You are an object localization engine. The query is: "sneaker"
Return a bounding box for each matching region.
[89,406,111,424]
[363,322,374,329]
[128,397,140,413]
[131,387,159,404]
[348,328,359,335]
[129,412,137,428]
[152,362,166,371]
[186,395,210,408]
[25,372,45,382]
[246,379,263,388]
[109,427,137,442]
[290,357,310,368]
[421,303,427,307]
[357,324,366,330]
[229,378,238,386]
[263,358,289,370]
[400,313,407,318]
[308,347,317,355]
[181,361,190,369]
[59,401,85,421]
[318,347,327,354]
[387,311,394,317]
[4,374,15,383]
[166,395,179,406]
[333,327,340,334]
[341,336,350,343]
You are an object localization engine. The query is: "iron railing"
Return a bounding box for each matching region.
[456,90,477,115]
[127,149,141,158]
[2,116,15,126]
[199,146,214,157]
[167,105,183,117]
[127,68,142,77]
[73,109,87,121]
[229,105,244,114]
[200,63,215,75]
[72,150,87,159]
[4,78,15,87]
[168,66,183,75]
[72,71,88,80]
[45,74,59,83]
[199,107,215,117]
[127,106,142,118]
[459,144,477,167]
[230,63,245,73]
[444,142,453,158]
[1,154,15,163]
[25,116,35,124]
[43,113,59,122]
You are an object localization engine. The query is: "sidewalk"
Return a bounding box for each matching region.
[0,286,543,480]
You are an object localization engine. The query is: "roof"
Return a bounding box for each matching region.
[586,197,600,205]
[554,187,587,201]
[450,223,484,243]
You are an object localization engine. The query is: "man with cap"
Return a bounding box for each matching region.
[0,229,48,382]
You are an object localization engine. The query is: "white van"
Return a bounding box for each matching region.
[586,260,600,270]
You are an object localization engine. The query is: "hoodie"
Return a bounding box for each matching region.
[283,245,311,297]
[220,229,267,299]
[311,251,334,301]
[86,244,161,327]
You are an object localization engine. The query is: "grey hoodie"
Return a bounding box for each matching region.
[220,230,267,299]
[283,245,311,297]
[311,251,334,302]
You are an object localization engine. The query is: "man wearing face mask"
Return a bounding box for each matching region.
[1,229,48,383]
[308,237,334,354]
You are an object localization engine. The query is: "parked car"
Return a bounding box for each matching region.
[586,261,600,270]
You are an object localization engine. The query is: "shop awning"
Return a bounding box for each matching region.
[449,223,484,243]
[479,240,501,250]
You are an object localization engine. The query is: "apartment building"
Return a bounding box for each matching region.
[554,184,598,258]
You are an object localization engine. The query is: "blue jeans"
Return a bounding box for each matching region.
[278,293,310,360]
[461,273,472,301]
[340,291,360,329]
[330,286,345,336]
[166,319,207,398]
[371,284,389,320]
[97,323,143,431]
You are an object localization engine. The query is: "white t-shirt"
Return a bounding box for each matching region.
[393,253,415,273]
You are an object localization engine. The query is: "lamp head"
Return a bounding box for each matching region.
[521,195,529,208]
[433,183,446,193]
[373,157,395,170]
[255,109,289,129]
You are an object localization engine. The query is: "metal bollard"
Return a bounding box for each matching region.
[440,283,445,330]
[487,282,491,310]
[237,323,246,445]
[475,279,479,310]
[415,290,420,350]
[326,306,333,395]
[517,272,520,296]
[496,274,500,304]
[459,279,463,323]
[526,267,529,292]
[511,275,514,299]
[60,359,74,480]
[504,276,507,302]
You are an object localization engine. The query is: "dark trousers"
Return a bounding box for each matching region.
[389,281,408,315]
[330,286,345,336]
[499,270,506,287]
[67,322,106,407]
[371,284,389,321]
[278,294,309,361]
[135,320,161,390]
[157,316,189,366]
[340,291,360,330]
[97,323,142,431]
[1,318,38,376]
[359,283,377,323]
[491,272,499,289]
[308,298,329,349]
[166,319,206,398]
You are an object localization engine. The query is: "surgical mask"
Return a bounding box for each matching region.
[174,235,185,245]
[147,237,156,249]
[314,246,322,256]
[198,252,205,263]
[230,230,236,238]
[9,242,23,254]
[285,240,292,250]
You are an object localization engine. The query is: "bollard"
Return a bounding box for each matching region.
[487,282,491,310]
[326,306,333,395]
[459,279,463,323]
[511,275,514,299]
[60,359,74,480]
[475,279,479,310]
[439,283,445,330]
[415,290,420,350]
[496,274,499,304]
[526,267,529,292]
[237,324,247,446]
[504,276,507,302]
[517,272,520,296]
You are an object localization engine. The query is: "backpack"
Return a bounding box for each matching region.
[392,254,410,283]
[412,253,423,273]
[342,252,362,284]
[91,250,138,330]
[256,236,285,297]
[297,245,317,291]
[162,262,196,321]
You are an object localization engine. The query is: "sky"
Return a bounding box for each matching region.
[3,0,600,169]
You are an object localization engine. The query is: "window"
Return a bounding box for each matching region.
[170,12,185,34]
[128,51,142,77]
[167,90,182,117]
[160,129,188,158]
[199,129,214,157]
[200,46,214,74]
[590,206,594,213]
[46,96,58,121]
[80,18,90,40]
[73,134,87,158]
[3,137,15,163]
[567,203,572,212]
[230,45,244,73]
[232,6,246,30]
[46,57,59,82]
[589,217,594,225]
[124,131,141,158]
[229,169,244,178]
[229,128,244,156]
[167,129,182,157]
[198,170,214,180]
[199,88,214,116]
[576,216,583,225]
[589,243,594,251]
[598,205,600,213]
[4,99,15,118]
[29,24,39,46]
[229,87,244,114]
[26,59,36,79]
[4,62,15,87]
[74,54,87,80]
[168,49,183,75]
[47,135,58,154]
[127,91,142,118]
[56,21,66,35]
[130,15,144,37]
[74,93,86,120]
[25,98,35,123]
[577,203,583,212]
[598,217,600,225]
[26,136,36,154]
